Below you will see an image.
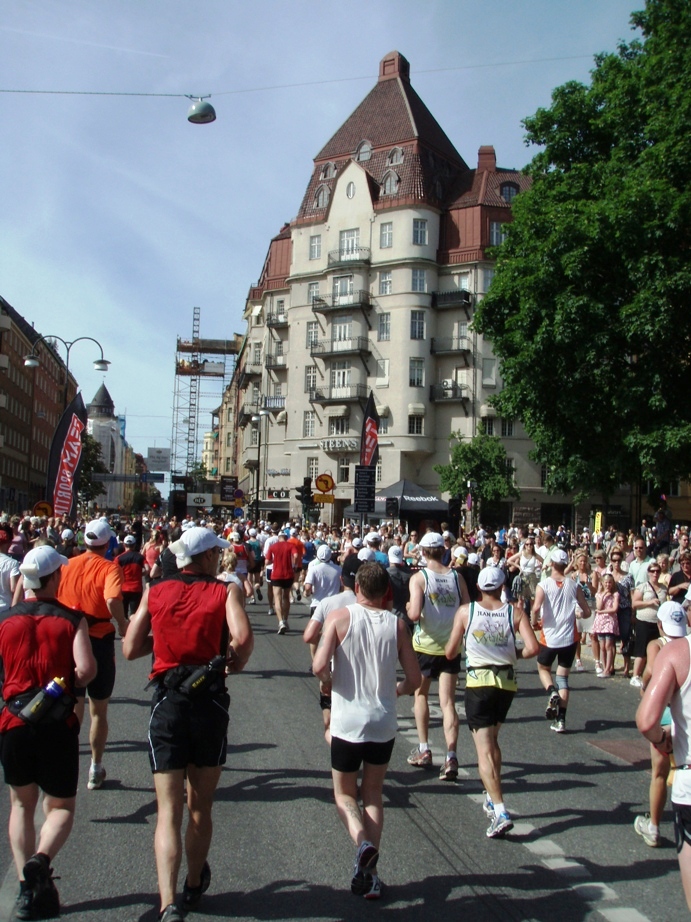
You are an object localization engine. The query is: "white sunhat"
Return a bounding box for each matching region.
[169,527,229,569]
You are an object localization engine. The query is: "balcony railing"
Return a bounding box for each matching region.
[309,336,371,358]
[429,382,470,402]
[262,395,286,410]
[309,384,368,404]
[432,289,472,309]
[265,353,288,370]
[266,312,288,328]
[239,401,261,424]
[311,290,372,314]
[430,336,471,354]
[327,246,371,267]
[241,361,263,377]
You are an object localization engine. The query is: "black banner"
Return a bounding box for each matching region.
[359,391,380,468]
[46,393,88,518]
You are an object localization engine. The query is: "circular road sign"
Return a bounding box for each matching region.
[33,501,53,517]
[316,473,335,493]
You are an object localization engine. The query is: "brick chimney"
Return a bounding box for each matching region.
[477,146,497,172]
[379,51,410,82]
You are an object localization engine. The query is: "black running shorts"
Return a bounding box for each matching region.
[270,577,293,589]
[416,651,462,678]
[675,803,691,854]
[634,619,660,659]
[465,687,515,730]
[148,686,230,772]
[78,634,117,701]
[0,721,79,798]
[331,736,395,773]
[537,642,578,670]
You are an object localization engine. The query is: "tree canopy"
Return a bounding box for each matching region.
[78,432,108,504]
[474,0,691,497]
[434,432,519,508]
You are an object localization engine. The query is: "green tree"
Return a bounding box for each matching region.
[78,432,108,504]
[435,433,519,520]
[474,0,691,497]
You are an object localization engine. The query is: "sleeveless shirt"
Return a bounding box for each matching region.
[671,635,691,805]
[412,568,463,656]
[465,601,517,691]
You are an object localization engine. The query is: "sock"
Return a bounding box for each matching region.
[419,742,429,752]
[447,751,457,761]
[494,802,506,817]
[649,822,660,835]
[557,707,567,720]
[91,761,102,772]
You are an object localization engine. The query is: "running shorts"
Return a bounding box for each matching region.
[331,736,395,773]
[416,651,462,678]
[0,721,79,798]
[76,634,116,701]
[634,620,660,659]
[674,803,691,854]
[465,687,515,731]
[147,686,230,772]
[537,642,578,670]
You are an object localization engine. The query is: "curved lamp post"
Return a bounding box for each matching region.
[24,335,110,408]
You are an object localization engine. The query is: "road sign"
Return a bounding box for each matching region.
[234,498,244,507]
[141,472,165,483]
[234,488,244,499]
[220,476,238,502]
[354,465,376,486]
[314,493,334,504]
[315,473,335,493]
[33,501,53,517]
[233,507,244,517]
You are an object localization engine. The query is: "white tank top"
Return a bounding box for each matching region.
[330,603,399,744]
[465,601,516,669]
[540,577,579,648]
[672,635,691,804]
[412,568,463,656]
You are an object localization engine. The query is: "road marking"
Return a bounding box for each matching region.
[524,839,564,857]
[542,857,591,878]
[599,910,651,922]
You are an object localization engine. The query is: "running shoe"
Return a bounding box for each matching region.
[296,589,302,601]
[575,659,585,672]
[277,620,287,635]
[87,765,107,790]
[351,841,379,894]
[439,755,459,781]
[545,690,561,720]
[482,792,495,818]
[407,747,433,768]
[256,588,263,601]
[550,718,566,733]
[363,873,382,900]
[595,661,604,676]
[630,676,644,688]
[183,861,211,908]
[20,854,59,920]
[634,813,660,847]
[487,811,513,838]
[159,904,185,922]
[248,598,256,604]
[15,882,33,921]
[598,672,612,679]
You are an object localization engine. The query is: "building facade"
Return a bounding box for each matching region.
[87,384,136,513]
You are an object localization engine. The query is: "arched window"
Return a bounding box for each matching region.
[320,162,336,180]
[388,147,404,165]
[356,140,372,162]
[500,183,519,204]
[382,171,399,195]
[314,185,330,208]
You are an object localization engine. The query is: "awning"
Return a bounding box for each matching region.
[325,405,351,417]
[408,403,426,415]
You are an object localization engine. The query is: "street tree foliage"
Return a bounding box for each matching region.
[435,432,520,507]
[474,0,691,497]
[78,432,108,503]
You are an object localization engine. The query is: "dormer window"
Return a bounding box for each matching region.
[382,171,399,195]
[320,162,336,180]
[356,140,372,162]
[315,184,330,208]
[387,147,404,165]
[500,183,519,204]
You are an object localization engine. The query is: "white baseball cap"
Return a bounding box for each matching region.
[478,567,505,592]
[61,528,75,541]
[317,545,332,562]
[169,527,229,569]
[123,535,137,546]
[84,519,115,547]
[20,546,69,589]
[357,547,375,562]
[551,549,569,566]
[467,553,480,566]
[658,601,688,637]
[388,546,403,563]
[419,532,444,549]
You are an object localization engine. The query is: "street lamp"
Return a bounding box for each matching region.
[251,410,270,523]
[24,335,111,408]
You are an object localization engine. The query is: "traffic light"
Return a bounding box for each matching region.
[295,476,313,506]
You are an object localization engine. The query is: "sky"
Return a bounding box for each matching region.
[1,0,641,465]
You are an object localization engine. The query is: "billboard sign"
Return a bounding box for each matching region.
[147,447,171,472]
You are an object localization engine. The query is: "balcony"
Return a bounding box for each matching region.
[266,352,288,371]
[310,336,371,358]
[432,289,472,309]
[430,382,470,403]
[266,312,288,328]
[327,246,371,268]
[239,401,260,424]
[262,395,286,410]
[240,361,262,380]
[311,290,372,315]
[430,336,471,355]
[309,384,368,404]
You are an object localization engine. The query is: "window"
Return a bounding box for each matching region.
[308,282,319,304]
[227,407,232,423]
[250,426,259,447]
[338,457,350,483]
[482,357,497,387]
[315,185,330,208]
[378,417,388,435]
[483,268,496,292]
[409,357,424,388]
[339,228,359,259]
[376,358,390,386]
[329,416,349,436]
[330,360,351,392]
[410,310,426,340]
[306,321,319,348]
[412,269,427,293]
[382,171,399,195]
[378,312,391,342]
[276,299,285,316]
[413,219,428,246]
[505,457,515,482]
[308,457,319,480]
[332,275,353,305]
[380,222,393,248]
[455,272,470,291]
[309,235,321,259]
[305,365,317,393]
[225,458,232,472]
[501,419,514,437]
[408,415,424,435]
[490,221,508,246]
[500,183,518,203]
[376,458,383,482]
[320,162,335,179]
[226,431,233,447]
[388,147,403,165]
[379,272,392,296]
[457,320,469,340]
[346,181,356,199]
[273,382,283,397]
[252,343,261,364]
[275,340,283,357]
[482,417,494,436]
[356,140,372,162]
[303,411,315,438]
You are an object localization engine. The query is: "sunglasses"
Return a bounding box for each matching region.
[648,568,661,573]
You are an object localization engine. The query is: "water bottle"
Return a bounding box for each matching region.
[18,677,67,724]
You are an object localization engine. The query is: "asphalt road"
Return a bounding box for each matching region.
[0,597,687,921]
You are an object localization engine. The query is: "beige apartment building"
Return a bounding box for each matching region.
[218,51,637,531]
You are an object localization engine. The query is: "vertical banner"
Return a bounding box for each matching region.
[46,393,88,518]
[359,391,380,468]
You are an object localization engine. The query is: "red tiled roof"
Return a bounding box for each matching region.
[449,168,532,209]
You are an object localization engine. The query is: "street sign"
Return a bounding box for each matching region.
[315,473,335,493]
[354,465,376,486]
[33,501,53,517]
[234,488,244,499]
[220,476,238,503]
[187,493,212,507]
[314,493,334,504]
[234,498,244,507]
[141,472,165,483]
[233,507,244,517]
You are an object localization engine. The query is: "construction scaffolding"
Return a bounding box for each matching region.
[171,307,240,477]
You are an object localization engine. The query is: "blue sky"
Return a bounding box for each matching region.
[1,0,639,460]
